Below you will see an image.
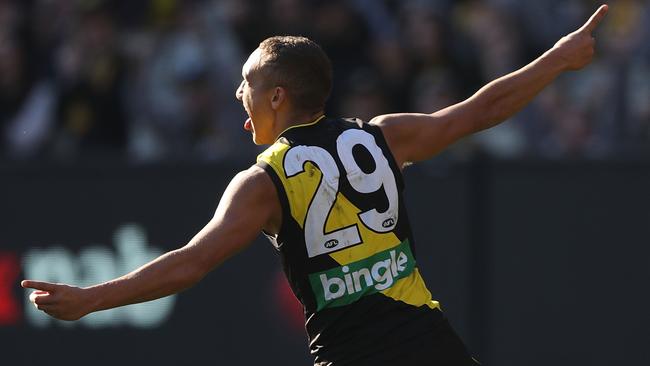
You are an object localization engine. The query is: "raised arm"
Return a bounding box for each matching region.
[372,5,609,167]
[22,165,281,321]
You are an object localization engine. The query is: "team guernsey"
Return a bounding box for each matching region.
[257,116,449,365]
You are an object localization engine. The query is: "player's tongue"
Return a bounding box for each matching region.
[244,117,252,131]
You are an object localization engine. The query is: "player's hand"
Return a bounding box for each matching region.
[552,4,609,71]
[21,280,93,321]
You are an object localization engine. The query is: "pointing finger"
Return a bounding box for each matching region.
[22,280,59,292]
[579,4,609,34]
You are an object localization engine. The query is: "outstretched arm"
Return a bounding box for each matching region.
[22,165,281,321]
[372,5,609,167]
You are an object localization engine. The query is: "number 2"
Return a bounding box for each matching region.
[283,129,399,258]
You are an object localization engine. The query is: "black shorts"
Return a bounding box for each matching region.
[313,309,480,366]
[396,317,481,366]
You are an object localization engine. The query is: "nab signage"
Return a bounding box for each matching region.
[20,223,176,328]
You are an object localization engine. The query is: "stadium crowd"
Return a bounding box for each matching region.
[0,0,648,163]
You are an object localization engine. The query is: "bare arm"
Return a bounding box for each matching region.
[372,5,609,167]
[22,165,281,321]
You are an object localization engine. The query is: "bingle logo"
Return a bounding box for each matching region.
[324,239,339,249]
[309,240,416,311]
[320,249,409,301]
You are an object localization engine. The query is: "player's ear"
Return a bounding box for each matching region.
[270,86,286,110]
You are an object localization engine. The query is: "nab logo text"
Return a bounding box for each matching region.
[22,224,176,329]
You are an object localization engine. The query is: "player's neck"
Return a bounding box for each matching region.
[292,110,325,126]
[274,109,325,138]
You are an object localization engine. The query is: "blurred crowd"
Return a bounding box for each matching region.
[0,0,648,163]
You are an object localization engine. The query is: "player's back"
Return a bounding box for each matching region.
[257,116,475,365]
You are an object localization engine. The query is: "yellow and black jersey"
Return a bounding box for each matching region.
[257,117,469,365]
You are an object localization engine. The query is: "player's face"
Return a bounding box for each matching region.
[236,49,276,145]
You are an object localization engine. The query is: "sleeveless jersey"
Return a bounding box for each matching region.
[257,116,443,365]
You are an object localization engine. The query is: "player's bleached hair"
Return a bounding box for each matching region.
[258,36,333,113]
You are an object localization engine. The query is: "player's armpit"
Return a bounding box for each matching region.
[370,102,479,167]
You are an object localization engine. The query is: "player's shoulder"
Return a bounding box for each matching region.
[229,164,276,194]
[240,163,274,181]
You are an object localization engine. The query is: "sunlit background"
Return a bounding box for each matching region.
[1,0,648,162]
[1,0,648,365]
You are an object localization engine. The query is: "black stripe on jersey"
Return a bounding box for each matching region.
[256,160,290,247]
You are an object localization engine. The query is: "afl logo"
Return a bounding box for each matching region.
[382,218,395,228]
[324,239,339,249]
